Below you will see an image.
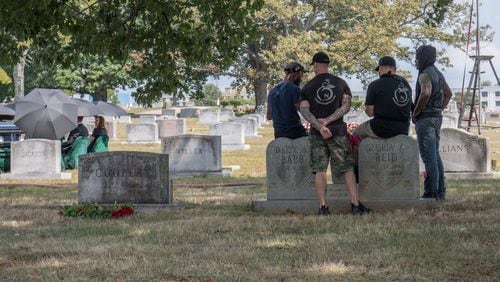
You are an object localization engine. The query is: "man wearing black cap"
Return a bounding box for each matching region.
[413,45,452,200]
[353,56,412,140]
[300,51,370,215]
[266,62,308,139]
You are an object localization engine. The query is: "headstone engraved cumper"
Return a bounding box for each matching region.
[78,152,176,211]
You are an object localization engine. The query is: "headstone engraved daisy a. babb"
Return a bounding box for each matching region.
[265,137,316,200]
[78,152,171,206]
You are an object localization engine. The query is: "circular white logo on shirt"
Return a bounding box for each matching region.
[392,84,410,107]
[314,79,336,105]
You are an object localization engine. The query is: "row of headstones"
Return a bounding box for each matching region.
[265,127,491,203]
[0,134,228,179]
[0,128,490,182]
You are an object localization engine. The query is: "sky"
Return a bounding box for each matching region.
[209,0,500,91]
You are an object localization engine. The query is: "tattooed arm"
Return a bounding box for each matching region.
[318,94,352,126]
[413,73,432,118]
[300,100,332,139]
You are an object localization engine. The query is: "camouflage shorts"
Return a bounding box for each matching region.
[310,134,354,173]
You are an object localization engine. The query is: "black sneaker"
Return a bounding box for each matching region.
[318,206,330,216]
[351,203,362,215]
[351,202,372,215]
[358,201,372,214]
[420,192,436,199]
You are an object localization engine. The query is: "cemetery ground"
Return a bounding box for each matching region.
[0,118,499,280]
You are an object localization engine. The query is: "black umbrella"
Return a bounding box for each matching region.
[14,88,78,140]
[72,98,104,116]
[94,101,129,116]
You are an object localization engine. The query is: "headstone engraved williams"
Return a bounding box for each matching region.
[358,135,420,201]
[439,128,491,172]
[0,139,71,179]
[161,135,225,177]
[78,152,176,211]
[209,122,250,150]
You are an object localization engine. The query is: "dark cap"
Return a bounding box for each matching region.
[284,62,306,74]
[310,52,330,65]
[375,56,396,71]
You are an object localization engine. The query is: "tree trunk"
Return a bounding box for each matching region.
[253,77,268,109]
[93,87,108,102]
[13,50,28,101]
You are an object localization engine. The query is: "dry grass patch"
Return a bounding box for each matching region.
[0,180,499,281]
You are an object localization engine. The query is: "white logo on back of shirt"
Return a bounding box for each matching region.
[392,83,410,107]
[314,79,336,105]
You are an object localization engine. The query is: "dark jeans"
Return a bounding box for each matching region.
[415,117,446,199]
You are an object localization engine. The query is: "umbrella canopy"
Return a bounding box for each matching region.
[94,101,129,116]
[14,88,78,139]
[72,98,104,116]
[0,104,15,116]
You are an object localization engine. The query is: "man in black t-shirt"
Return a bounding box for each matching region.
[300,51,370,216]
[353,56,412,140]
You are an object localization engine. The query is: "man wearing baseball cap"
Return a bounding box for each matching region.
[300,51,371,215]
[354,56,412,140]
[266,62,308,139]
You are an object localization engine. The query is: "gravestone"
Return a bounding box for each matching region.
[439,128,490,172]
[139,115,156,123]
[229,117,260,137]
[441,113,458,128]
[0,139,71,179]
[209,122,250,150]
[265,137,316,200]
[162,108,178,118]
[125,123,159,143]
[247,114,264,127]
[83,122,96,134]
[105,120,118,139]
[253,137,352,213]
[78,152,174,209]
[485,112,500,124]
[219,109,235,121]
[358,135,420,201]
[157,119,186,138]
[199,109,220,124]
[118,116,131,123]
[179,108,199,118]
[161,135,225,177]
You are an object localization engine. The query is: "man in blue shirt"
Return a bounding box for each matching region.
[267,62,308,139]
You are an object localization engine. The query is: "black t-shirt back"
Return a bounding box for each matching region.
[365,73,411,138]
[300,73,351,137]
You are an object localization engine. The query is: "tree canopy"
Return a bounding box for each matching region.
[226,0,484,107]
[0,0,262,106]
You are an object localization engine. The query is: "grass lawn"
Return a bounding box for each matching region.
[0,117,499,280]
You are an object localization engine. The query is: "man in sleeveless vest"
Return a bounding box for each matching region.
[412,45,452,200]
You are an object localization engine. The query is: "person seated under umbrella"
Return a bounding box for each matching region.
[62,116,89,154]
[88,115,108,153]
